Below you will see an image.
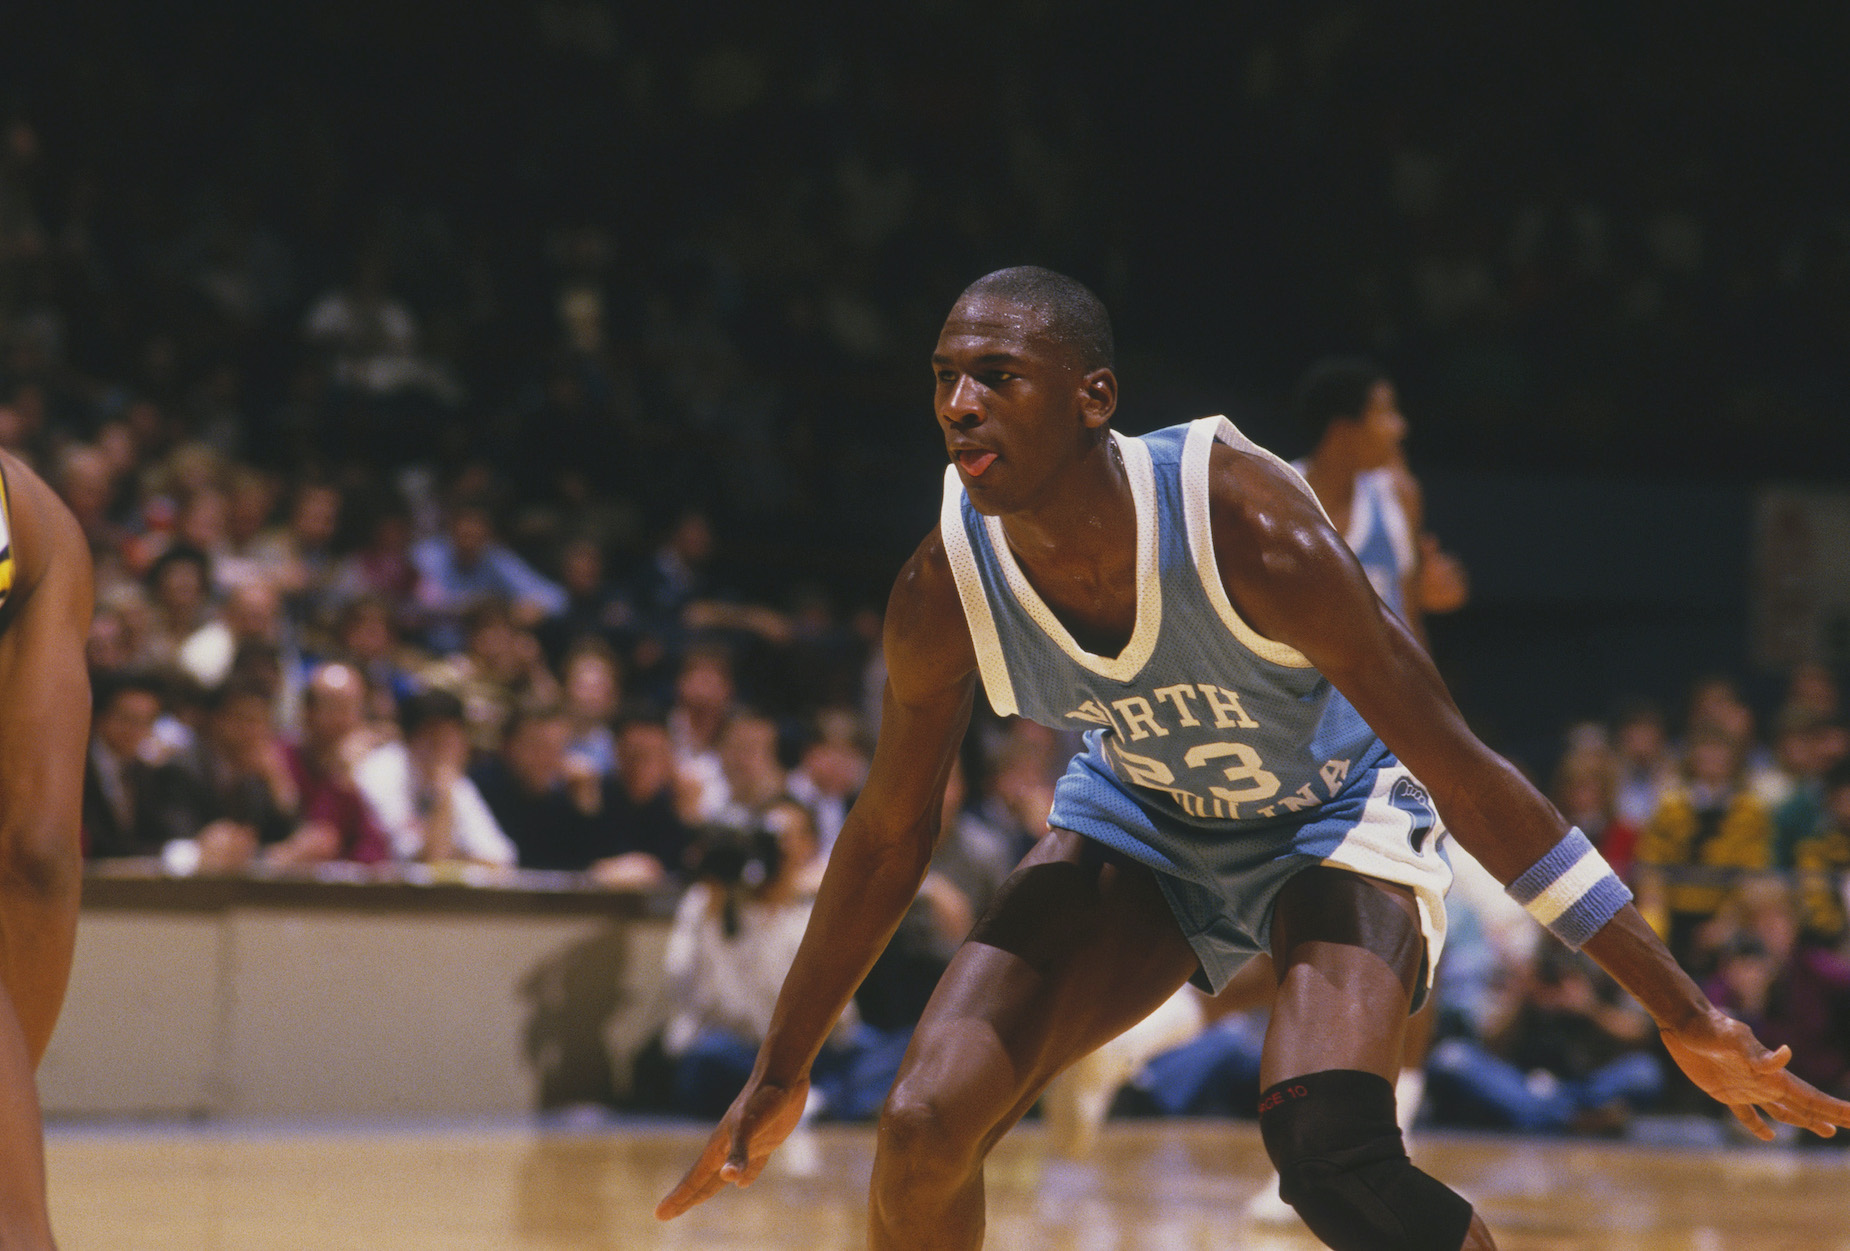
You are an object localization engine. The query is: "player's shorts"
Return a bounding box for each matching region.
[1047,732,1452,1011]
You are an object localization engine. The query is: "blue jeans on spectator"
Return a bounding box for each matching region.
[1132,1014,1269,1116]
[1427,1037,1664,1132]
[671,1024,916,1122]
[672,1030,763,1120]
[813,1024,915,1122]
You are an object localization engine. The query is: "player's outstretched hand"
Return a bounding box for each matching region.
[655,1073,810,1221]
[1662,1008,1850,1141]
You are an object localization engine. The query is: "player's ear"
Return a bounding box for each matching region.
[1078,368,1118,430]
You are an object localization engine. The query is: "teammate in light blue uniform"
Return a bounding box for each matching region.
[1324,465,1416,615]
[943,415,1451,996]
[661,268,1850,1251]
[1291,357,1422,623]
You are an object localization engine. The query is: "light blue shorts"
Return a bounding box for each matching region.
[1047,733,1452,1009]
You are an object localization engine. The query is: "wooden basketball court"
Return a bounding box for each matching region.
[45,1118,1850,1249]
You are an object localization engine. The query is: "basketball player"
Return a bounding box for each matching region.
[659,269,1850,1250]
[0,451,94,1248]
[1291,356,1465,647]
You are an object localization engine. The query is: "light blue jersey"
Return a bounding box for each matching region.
[941,416,1451,996]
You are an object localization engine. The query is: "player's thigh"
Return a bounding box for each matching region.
[888,829,1198,1134]
[1259,866,1423,1087]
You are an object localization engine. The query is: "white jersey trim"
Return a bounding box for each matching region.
[980,430,1163,684]
[1181,416,1317,669]
[940,465,1020,718]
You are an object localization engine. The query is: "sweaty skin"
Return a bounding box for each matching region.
[0,451,94,1249]
[657,295,1850,1248]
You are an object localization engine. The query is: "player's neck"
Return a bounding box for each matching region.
[997,436,1133,571]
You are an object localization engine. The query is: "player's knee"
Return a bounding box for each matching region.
[876,1083,983,1187]
[1259,1070,1475,1251]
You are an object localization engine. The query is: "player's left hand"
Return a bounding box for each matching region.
[1661,1008,1850,1140]
[655,1072,810,1221]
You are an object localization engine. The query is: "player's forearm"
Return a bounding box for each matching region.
[1432,751,1712,1030]
[1580,906,1712,1031]
[754,814,936,1084]
[1424,745,1572,885]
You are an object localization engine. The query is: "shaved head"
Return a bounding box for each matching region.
[956,267,1114,372]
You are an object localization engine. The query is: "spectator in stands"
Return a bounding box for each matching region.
[969,726,1060,866]
[536,535,635,669]
[558,640,621,778]
[712,708,787,830]
[1786,662,1843,724]
[247,480,344,627]
[82,673,203,859]
[57,443,121,560]
[785,708,868,859]
[90,584,161,672]
[420,598,561,753]
[668,646,735,821]
[328,595,421,723]
[182,678,303,873]
[1766,707,1850,867]
[1794,761,1850,946]
[218,467,283,587]
[1704,878,1850,1106]
[1686,673,1763,767]
[278,663,391,866]
[471,701,594,871]
[331,507,420,618]
[595,707,694,888]
[178,578,282,690]
[144,544,214,665]
[777,586,872,715]
[1612,698,1675,827]
[1553,744,1640,882]
[1427,946,1663,1135]
[412,498,566,651]
[928,756,1019,929]
[85,601,135,675]
[354,688,516,867]
[1635,724,1777,972]
[174,484,241,589]
[633,510,718,637]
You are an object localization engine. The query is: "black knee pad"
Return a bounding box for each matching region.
[1258,1070,1474,1251]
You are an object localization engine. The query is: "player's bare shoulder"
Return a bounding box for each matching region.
[1204,439,1352,592]
[882,526,977,705]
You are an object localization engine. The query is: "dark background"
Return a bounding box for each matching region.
[4,0,1847,763]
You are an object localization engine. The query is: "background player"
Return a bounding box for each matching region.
[659,268,1850,1251]
[0,450,95,1248]
[1291,356,1469,649]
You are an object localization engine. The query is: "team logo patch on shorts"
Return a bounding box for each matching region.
[1388,776,1438,853]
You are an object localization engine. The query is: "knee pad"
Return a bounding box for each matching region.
[1258,1070,1474,1251]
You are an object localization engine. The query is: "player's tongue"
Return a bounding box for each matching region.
[956,449,997,477]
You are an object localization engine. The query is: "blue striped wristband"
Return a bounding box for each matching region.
[1505,827,1632,949]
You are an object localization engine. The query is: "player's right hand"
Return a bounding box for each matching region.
[655,1072,811,1220]
[1662,1008,1850,1141]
